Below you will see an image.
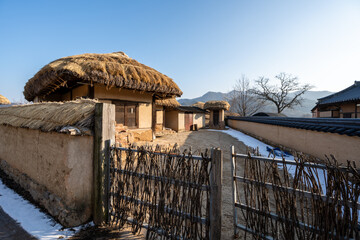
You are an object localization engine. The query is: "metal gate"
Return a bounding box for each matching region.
[230,145,360,239]
[107,145,222,239]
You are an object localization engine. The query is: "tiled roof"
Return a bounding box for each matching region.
[227,116,360,137]
[317,81,360,105]
[253,112,287,117]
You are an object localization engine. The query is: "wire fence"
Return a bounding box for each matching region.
[231,146,360,240]
[109,145,213,240]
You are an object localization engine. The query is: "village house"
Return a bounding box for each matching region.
[154,97,181,133]
[166,105,207,131]
[23,51,183,142]
[312,81,360,118]
[204,100,230,129]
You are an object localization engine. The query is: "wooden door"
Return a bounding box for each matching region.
[213,110,219,126]
[185,113,193,131]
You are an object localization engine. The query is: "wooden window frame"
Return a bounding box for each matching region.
[112,100,139,128]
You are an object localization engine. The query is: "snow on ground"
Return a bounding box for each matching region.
[207,128,294,160]
[0,178,91,239]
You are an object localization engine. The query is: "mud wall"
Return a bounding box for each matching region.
[228,119,360,164]
[0,125,93,227]
[193,113,205,128]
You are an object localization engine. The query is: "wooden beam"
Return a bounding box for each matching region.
[210,148,223,240]
[152,97,156,132]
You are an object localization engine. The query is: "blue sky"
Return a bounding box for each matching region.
[0,0,360,102]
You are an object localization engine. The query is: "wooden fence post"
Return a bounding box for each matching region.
[210,148,223,240]
[93,103,115,225]
[230,145,239,237]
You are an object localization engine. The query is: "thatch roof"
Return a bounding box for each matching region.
[0,99,96,135]
[155,97,180,108]
[0,94,10,105]
[204,101,230,110]
[192,101,205,109]
[24,52,183,101]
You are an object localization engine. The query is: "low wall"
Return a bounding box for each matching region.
[228,119,360,164]
[0,125,93,227]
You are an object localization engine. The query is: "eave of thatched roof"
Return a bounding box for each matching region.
[155,98,180,108]
[0,94,10,105]
[0,99,96,135]
[24,52,183,101]
[204,101,230,110]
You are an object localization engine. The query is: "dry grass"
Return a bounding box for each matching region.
[204,101,230,110]
[24,52,183,101]
[0,99,96,133]
[192,101,205,109]
[0,94,10,105]
[155,97,180,108]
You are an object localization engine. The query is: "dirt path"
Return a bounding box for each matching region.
[142,129,248,239]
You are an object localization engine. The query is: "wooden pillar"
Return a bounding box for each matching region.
[210,148,223,240]
[355,102,358,119]
[93,103,115,225]
[162,107,166,130]
[230,146,239,237]
[152,97,156,132]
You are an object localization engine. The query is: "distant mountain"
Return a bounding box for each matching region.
[178,91,230,106]
[178,90,333,118]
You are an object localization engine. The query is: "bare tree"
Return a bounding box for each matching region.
[251,72,312,113]
[227,75,264,116]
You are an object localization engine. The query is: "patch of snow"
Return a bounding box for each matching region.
[207,128,294,160]
[0,178,92,239]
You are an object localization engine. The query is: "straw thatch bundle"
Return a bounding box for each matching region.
[155,97,180,108]
[204,100,230,110]
[0,94,10,105]
[24,52,183,101]
[192,101,205,109]
[0,99,97,134]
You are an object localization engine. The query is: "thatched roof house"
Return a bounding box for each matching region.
[204,100,230,129]
[24,52,182,102]
[155,97,180,108]
[204,101,230,111]
[192,101,205,109]
[22,51,183,142]
[0,94,10,105]
[0,99,96,135]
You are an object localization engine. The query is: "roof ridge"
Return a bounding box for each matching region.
[317,81,360,103]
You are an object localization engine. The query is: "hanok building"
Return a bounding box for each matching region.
[154,97,180,132]
[156,99,207,132]
[23,52,183,141]
[312,81,360,118]
[175,106,207,131]
[204,100,230,129]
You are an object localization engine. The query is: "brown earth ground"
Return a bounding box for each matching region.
[73,129,249,239]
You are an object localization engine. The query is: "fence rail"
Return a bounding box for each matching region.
[107,145,222,240]
[231,146,360,240]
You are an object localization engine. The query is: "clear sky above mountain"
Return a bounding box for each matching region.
[0,0,359,102]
